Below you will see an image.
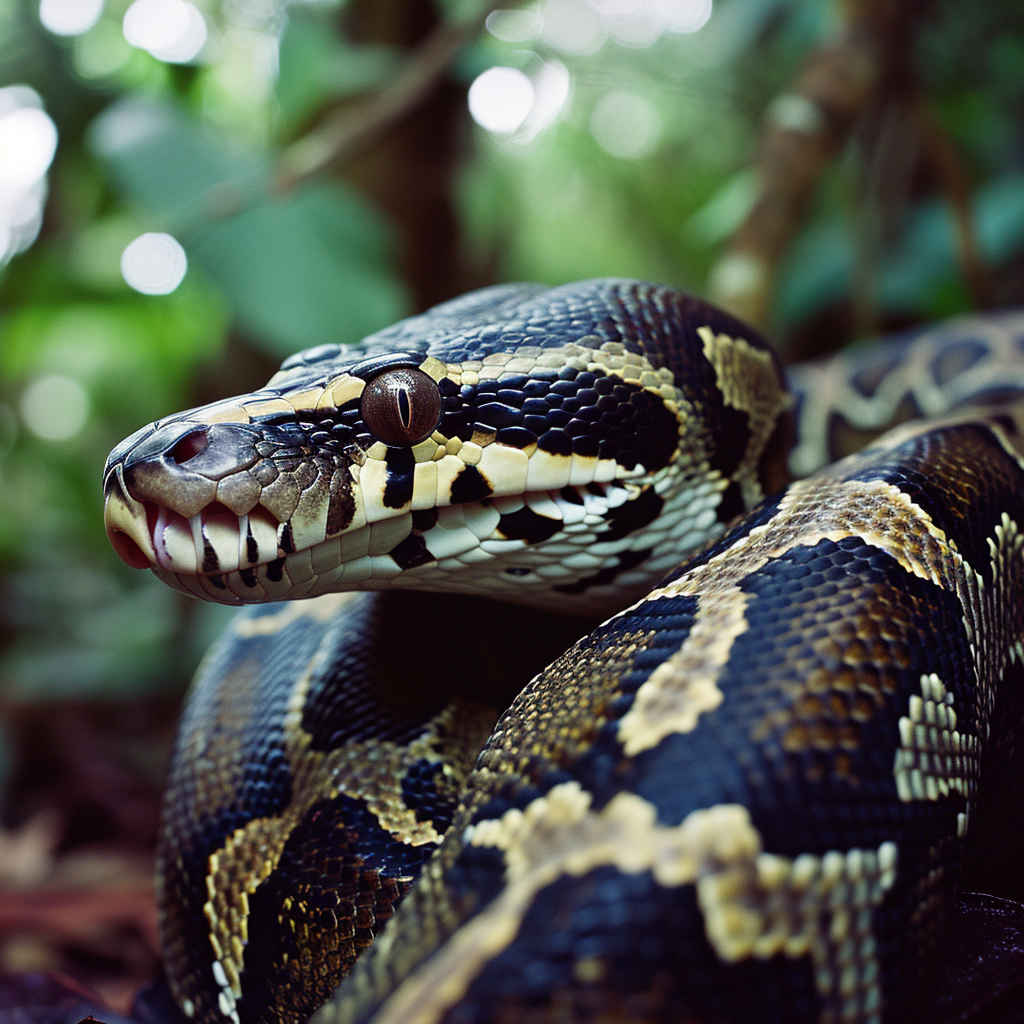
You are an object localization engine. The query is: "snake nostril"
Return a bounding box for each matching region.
[169,428,209,465]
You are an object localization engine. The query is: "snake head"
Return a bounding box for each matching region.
[103,281,791,612]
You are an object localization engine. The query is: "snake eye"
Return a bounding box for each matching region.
[361,368,442,447]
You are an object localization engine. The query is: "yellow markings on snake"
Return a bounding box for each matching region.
[788,312,1024,477]
[349,783,896,1024]
[202,635,495,1012]
[321,374,365,409]
[410,437,441,464]
[242,397,294,419]
[617,475,971,756]
[698,326,794,504]
[417,356,448,382]
[202,404,251,425]
[893,673,978,838]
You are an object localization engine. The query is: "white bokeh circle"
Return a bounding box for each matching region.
[121,232,188,294]
[123,0,207,63]
[39,0,104,36]
[468,67,536,135]
[20,375,90,441]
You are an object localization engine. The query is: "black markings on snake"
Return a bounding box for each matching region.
[537,428,573,457]
[383,447,416,509]
[411,508,438,532]
[389,533,435,570]
[847,424,1024,586]
[851,349,907,398]
[931,338,987,386]
[449,866,820,1024]
[201,535,219,573]
[235,794,421,1024]
[278,521,295,554]
[298,603,452,753]
[495,426,537,449]
[598,486,663,543]
[498,506,563,544]
[632,537,973,851]
[450,464,492,503]
[705,401,750,480]
[327,470,356,535]
[401,759,456,832]
[716,479,745,523]
[475,402,523,430]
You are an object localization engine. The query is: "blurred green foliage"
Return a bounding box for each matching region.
[1,0,1024,802]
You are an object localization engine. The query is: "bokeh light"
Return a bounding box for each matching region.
[516,60,571,144]
[537,0,712,55]
[469,67,536,135]
[0,93,58,192]
[542,0,606,55]
[652,0,712,33]
[767,93,825,135]
[19,375,90,441]
[39,0,105,36]
[590,90,661,158]
[0,86,57,266]
[121,232,188,294]
[485,8,543,43]
[123,0,208,64]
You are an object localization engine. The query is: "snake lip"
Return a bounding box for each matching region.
[142,499,284,576]
[108,518,155,569]
[140,480,632,587]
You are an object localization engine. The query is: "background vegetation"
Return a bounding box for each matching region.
[1,0,1023,1007]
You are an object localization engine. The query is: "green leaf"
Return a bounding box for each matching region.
[277,11,400,132]
[188,183,409,357]
[88,97,409,357]
[88,97,267,227]
[773,219,853,327]
[684,169,759,246]
[975,172,1024,264]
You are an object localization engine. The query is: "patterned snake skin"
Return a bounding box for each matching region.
[101,282,1024,1024]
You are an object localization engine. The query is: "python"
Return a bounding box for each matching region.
[103,280,1024,1024]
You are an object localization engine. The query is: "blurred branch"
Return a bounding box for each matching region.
[849,95,918,339]
[917,99,994,308]
[708,0,901,333]
[275,8,491,192]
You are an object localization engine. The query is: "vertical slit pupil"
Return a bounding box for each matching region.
[398,388,412,428]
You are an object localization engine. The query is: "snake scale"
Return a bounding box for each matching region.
[101,280,1024,1024]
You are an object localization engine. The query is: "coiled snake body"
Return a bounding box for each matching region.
[102,281,1024,1024]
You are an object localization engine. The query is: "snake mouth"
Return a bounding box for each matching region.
[104,489,286,578]
[110,480,659,605]
[141,500,284,576]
